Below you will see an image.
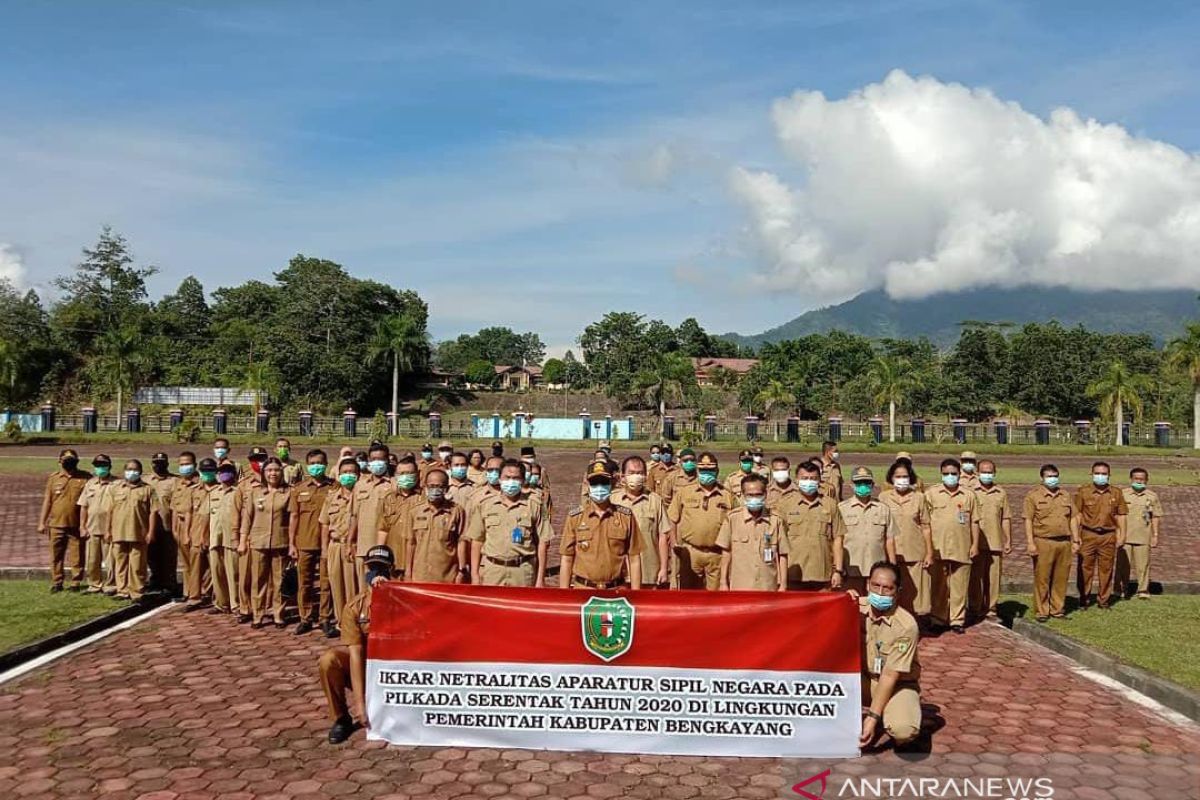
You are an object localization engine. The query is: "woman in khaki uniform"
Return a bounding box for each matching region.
[101,460,161,602]
[320,459,361,630]
[209,462,242,615]
[879,460,933,622]
[239,457,292,628]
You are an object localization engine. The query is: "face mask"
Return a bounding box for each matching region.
[740,460,753,472]
[214,448,228,460]
[744,496,765,512]
[830,451,840,462]
[624,473,646,490]
[250,461,263,475]
[650,453,661,462]
[366,566,389,586]
[1131,481,1146,491]
[962,463,976,474]
[450,466,468,480]
[589,484,612,503]
[772,469,790,485]
[697,470,718,487]
[125,470,142,483]
[527,475,541,488]
[500,478,523,497]
[942,474,959,489]
[522,457,535,466]
[681,461,696,474]
[853,483,872,499]
[62,458,79,471]
[276,447,290,460]
[753,455,763,464]
[179,464,196,477]
[368,460,387,477]
[485,469,501,486]
[421,450,433,460]
[1092,474,1109,487]
[661,454,673,464]
[1044,476,1060,489]
[338,473,358,489]
[798,478,820,495]
[979,472,995,485]
[867,592,895,612]
[307,464,326,478]
[426,487,445,502]
[396,473,417,490]
[893,477,911,491]
[200,470,217,485]
[217,472,236,485]
[439,451,452,462]
[94,466,111,479]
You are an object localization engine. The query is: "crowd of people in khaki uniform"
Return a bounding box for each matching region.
[40,438,1166,752]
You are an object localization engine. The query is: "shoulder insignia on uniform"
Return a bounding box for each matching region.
[895,638,911,654]
[568,506,583,517]
[613,505,631,515]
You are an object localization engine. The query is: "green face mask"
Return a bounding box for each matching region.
[697,470,718,487]
[338,473,358,489]
[1131,481,1146,491]
[276,447,290,460]
[94,466,111,479]
[740,460,753,472]
[681,461,697,474]
[307,464,327,478]
[199,470,217,485]
[396,473,417,490]
[853,483,873,499]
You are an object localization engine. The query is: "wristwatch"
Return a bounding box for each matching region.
[865,710,883,723]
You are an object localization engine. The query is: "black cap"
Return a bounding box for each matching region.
[661,443,673,453]
[92,454,112,467]
[60,448,79,460]
[248,446,268,461]
[198,457,217,471]
[520,446,536,457]
[151,452,169,463]
[364,545,395,567]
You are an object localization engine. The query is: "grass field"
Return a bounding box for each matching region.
[0,580,130,654]
[998,594,1200,691]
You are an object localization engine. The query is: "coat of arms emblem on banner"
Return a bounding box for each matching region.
[581,596,635,662]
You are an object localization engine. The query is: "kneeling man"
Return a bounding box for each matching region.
[855,560,922,749]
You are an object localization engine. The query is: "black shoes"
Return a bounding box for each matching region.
[328,715,359,744]
[294,621,314,636]
[323,622,340,639]
[50,585,63,593]
[951,625,965,635]
[237,614,253,624]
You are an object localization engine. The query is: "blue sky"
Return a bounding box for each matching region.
[3,1,1199,353]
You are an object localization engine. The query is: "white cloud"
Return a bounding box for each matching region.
[730,70,1200,303]
[0,244,27,288]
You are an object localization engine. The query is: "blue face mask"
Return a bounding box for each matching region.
[797,478,819,495]
[356,459,368,471]
[979,472,995,485]
[697,470,718,486]
[485,469,501,486]
[178,464,196,477]
[450,466,468,480]
[527,474,541,488]
[661,454,673,464]
[588,484,612,503]
[1044,476,1060,489]
[368,460,388,476]
[124,470,142,483]
[650,453,661,462]
[1092,474,1109,487]
[213,448,228,460]
[421,450,433,460]
[744,496,765,512]
[500,478,523,497]
[942,474,960,489]
[867,592,895,612]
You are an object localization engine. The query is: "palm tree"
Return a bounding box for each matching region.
[633,353,697,438]
[863,355,914,443]
[367,313,429,418]
[96,327,147,431]
[1087,360,1151,446]
[244,361,283,414]
[753,379,795,441]
[0,339,19,405]
[1166,323,1200,449]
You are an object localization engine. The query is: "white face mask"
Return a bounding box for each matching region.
[830,451,839,461]
[893,477,911,491]
[624,473,646,490]
[772,469,790,485]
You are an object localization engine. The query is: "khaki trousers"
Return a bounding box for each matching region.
[84,534,116,592]
[676,544,722,590]
[186,544,211,602]
[177,531,195,599]
[296,549,326,623]
[208,546,240,612]
[1115,543,1151,596]
[250,548,286,623]
[1078,530,1117,606]
[113,541,148,600]
[931,559,969,627]
[867,678,921,745]
[478,558,536,587]
[1033,537,1072,618]
[969,548,1002,617]
[238,550,253,612]
[326,542,360,627]
[896,555,930,616]
[48,527,84,588]
[318,648,352,721]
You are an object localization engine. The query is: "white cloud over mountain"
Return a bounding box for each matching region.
[731,70,1200,303]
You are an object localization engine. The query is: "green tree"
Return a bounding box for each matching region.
[243,361,283,414]
[0,339,19,404]
[1087,360,1150,446]
[753,379,795,441]
[633,353,698,438]
[542,358,566,387]
[95,327,149,430]
[1165,322,1200,449]
[465,359,496,387]
[562,350,589,388]
[863,354,915,443]
[367,312,430,417]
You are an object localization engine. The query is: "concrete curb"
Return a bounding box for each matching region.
[999,579,1200,595]
[1010,616,1200,722]
[0,593,170,673]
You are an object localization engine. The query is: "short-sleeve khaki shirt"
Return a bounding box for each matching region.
[878,488,928,561]
[838,497,896,576]
[717,508,788,591]
[341,589,372,648]
[288,476,334,551]
[560,502,643,584]
[860,599,921,685]
[245,486,291,550]
[77,477,115,537]
[924,485,976,564]
[354,475,393,557]
[319,487,358,544]
[1121,488,1163,545]
[612,489,670,584]
[973,485,1010,551]
[44,469,91,528]
[102,481,161,544]
[466,492,551,560]
[1022,487,1073,539]
[778,493,843,585]
[378,490,422,571]
[668,483,734,549]
[407,500,468,583]
[209,484,239,548]
[1073,485,1127,531]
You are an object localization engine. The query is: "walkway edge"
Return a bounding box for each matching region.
[1009,616,1200,722]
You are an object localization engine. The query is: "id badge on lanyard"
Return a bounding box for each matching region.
[873,641,884,675]
[762,531,775,563]
[511,526,526,544]
[956,505,967,526]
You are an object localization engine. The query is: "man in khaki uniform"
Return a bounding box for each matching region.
[320,458,361,631]
[838,467,897,595]
[1024,465,1077,621]
[1073,461,1127,610]
[355,443,394,582]
[170,452,201,605]
[645,444,663,493]
[819,441,843,501]
[446,452,477,508]
[102,459,161,602]
[778,460,845,590]
[649,443,678,498]
[855,562,922,749]
[613,456,671,588]
[958,451,982,492]
[879,460,932,620]
[234,446,269,621]
[404,468,469,583]
[660,446,697,505]
[377,457,421,575]
[464,455,504,521]
[416,442,438,483]
[750,446,769,478]
[724,449,756,502]
[38,448,91,592]
[275,437,303,486]
[1118,468,1162,600]
[765,456,797,509]
[77,454,116,594]
[560,461,643,589]
[970,459,1011,620]
[145,452,180,598]
[289,449,334,635]
[209,461,242,616]
[668,452,733,591]
[718,474,788,591]
[468,459,552,587]
[182,457,217,611]
[318,544,394,745]
[925,459,980,633]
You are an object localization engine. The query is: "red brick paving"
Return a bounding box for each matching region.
[0,607,1197,799]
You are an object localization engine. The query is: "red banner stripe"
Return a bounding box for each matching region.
[369,584,861,673]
